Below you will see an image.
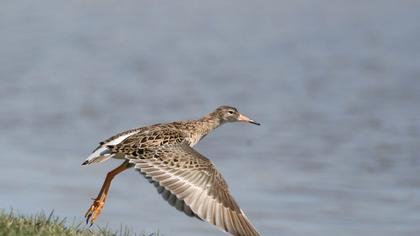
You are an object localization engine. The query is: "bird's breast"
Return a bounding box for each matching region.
[187,133,205,147]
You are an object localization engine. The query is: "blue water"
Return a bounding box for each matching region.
[1,1,420,235]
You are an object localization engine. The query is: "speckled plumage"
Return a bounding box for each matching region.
[83,106,261,236]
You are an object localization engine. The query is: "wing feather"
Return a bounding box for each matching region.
[130,144,260,236]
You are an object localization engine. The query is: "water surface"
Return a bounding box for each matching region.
[1,1,420,235]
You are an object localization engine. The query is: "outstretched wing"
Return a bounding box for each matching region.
[129,144,260,236]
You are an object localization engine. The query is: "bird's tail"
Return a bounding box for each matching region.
[82,146,112,165]
[82,131,139,166]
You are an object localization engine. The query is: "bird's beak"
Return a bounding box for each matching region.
[237,113,260,126]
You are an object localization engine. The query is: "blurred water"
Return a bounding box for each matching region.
[1,1,420,235]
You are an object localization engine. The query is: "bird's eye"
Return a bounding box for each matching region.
[228,110,235,114]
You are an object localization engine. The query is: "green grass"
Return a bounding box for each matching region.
[0,210,159,236]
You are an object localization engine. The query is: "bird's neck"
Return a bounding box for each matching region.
[186,114,222,146]
[198,113,223,134]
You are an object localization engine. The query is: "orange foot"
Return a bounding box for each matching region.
[85,198,105,226]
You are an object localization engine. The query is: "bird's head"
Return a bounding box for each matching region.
[213,106,260,125]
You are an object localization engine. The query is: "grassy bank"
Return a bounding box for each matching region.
[0,211,158,236]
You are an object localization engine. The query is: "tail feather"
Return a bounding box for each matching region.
[82,131,139,166]
[82,155,112,165]
[82,146,112,165]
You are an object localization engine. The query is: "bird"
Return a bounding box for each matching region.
[82,105,261,236]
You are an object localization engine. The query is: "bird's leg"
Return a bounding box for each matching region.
[85,161,133,226]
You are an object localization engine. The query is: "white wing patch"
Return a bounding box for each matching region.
[83,131,139,165]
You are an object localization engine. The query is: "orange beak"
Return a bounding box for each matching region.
[237,114,260,125]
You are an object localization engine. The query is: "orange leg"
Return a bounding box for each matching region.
[85,161,132,226]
